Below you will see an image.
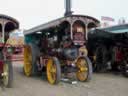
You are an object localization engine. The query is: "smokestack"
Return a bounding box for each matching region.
[64,0,73,16]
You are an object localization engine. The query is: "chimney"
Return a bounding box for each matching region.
[64,0,73,16]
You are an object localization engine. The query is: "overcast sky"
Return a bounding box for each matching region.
[0,0,127,29]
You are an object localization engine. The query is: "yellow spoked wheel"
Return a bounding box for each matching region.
[76,57,89,81]
[2,61,13,88]
[3,64,9,86]
[46,57,61,84]
[24,45,32,76]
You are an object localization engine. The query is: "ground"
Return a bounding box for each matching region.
[0,61,128,96]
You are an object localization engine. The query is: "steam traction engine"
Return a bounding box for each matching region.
[0,14,19,87]
[23,0,100,84]
[88,24,128,77]
[23,15,99,84]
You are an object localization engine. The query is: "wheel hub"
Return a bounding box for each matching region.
[79,67,88,72]
[1,72,8,77]
[50,67,56,73]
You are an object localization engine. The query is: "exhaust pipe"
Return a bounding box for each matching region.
[64,0,73,16]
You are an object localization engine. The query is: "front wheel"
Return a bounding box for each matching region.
[46,57,61,84]
[2,60,13,88]
[76,56,92,82]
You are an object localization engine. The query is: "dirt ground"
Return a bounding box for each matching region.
[0,61,128,96]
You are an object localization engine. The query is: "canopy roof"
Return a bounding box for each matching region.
[0,14,19,32]
[24,15,100,35]
[99,24,128,33]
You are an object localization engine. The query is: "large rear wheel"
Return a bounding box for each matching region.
[76,57,92,82]
[46,57,61,84]
[23,45,32,76]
